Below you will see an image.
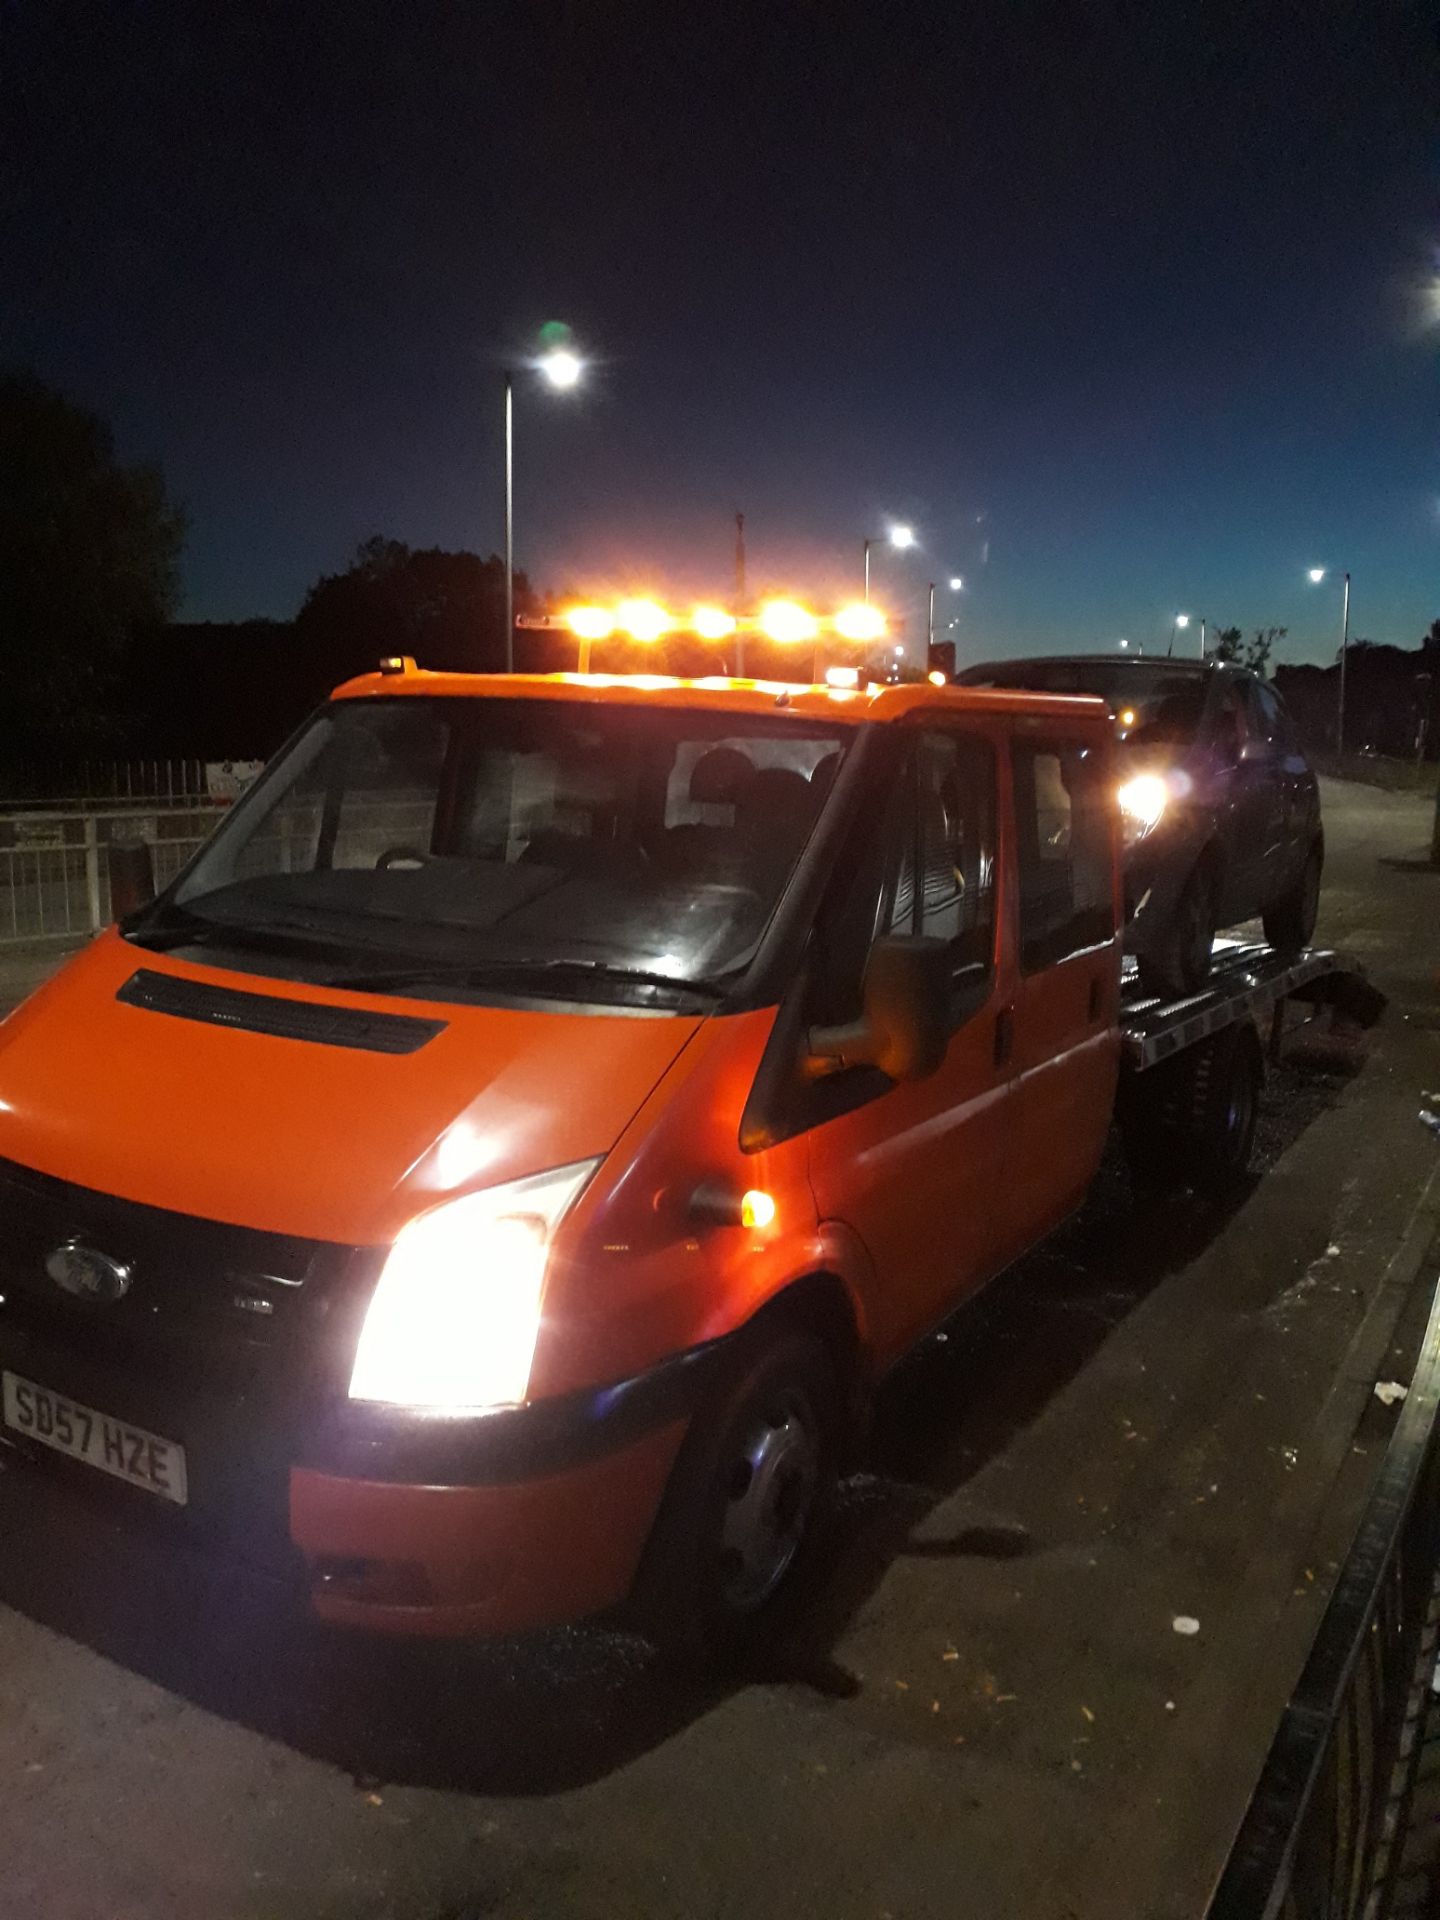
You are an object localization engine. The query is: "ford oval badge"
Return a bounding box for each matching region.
[45,1239,134,1305]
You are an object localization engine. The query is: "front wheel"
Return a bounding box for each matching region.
[1262,843,1322,952]
[631,1331,840,1664]
[1137,860,1218,999]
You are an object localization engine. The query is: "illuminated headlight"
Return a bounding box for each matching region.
[1117,772,1169,846]
[348,1159,600,1410]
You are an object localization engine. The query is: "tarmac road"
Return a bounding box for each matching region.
[0,776,1437,1920]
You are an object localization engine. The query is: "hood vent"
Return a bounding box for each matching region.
[116,968,445,1055]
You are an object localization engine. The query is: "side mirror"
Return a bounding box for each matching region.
[807,934,951,1083]
[107,840,156,920]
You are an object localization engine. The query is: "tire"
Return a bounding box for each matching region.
[1262,841,1322,953]
[1137,858,1218,999]
[630,1329,840,1664]
[1120,1025,1261,1198]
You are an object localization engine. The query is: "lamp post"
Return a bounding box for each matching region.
[927,577,963,655]
[503,346,583,672]
[863,523,915,603]
[1308,568,1352,755]
[1167,613,1190,658]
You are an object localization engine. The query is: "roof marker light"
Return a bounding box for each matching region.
[825,665,860,689]
[692,606,736,640]
[617,598,672,642]
[834,603,887,642]
[566,606,614,641]
[759,600,819,643]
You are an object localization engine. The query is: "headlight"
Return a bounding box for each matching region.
[348,1159,600,1410]
[1117,772,1169,845]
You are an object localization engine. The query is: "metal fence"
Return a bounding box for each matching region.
[1205,1234,1440,1919]
[0,757,214,810]
[0,806,224,944]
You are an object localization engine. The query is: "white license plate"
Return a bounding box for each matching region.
[2,1372,188,1506]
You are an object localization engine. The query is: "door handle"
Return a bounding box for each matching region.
[994,1006,1015,1068]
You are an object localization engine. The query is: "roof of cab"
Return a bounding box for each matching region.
[329,665,1109,726]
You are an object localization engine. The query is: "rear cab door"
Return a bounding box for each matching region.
[998,710,1123,1260]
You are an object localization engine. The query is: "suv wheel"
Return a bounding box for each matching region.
[1137,859,1218,999]
[1262,842,1322,953]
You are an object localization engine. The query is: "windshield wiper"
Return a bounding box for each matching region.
[319,955,725,1000]
[125,913,353,960]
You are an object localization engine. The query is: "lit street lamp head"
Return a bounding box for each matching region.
[890,524,916,549]
[538,348,583,389]
[1174,613,1190,629]
[1308,567,1327,584]
[949,576,964,591]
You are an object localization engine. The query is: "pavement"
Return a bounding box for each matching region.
[0,777,1437,1920]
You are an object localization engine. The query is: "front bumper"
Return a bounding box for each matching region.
[0,1312,703,1637]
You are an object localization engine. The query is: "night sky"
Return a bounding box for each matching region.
[3,1,1436,662]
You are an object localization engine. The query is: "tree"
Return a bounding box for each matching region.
[0,370,184,751]
[1212,625,1285,674]
[291,538,536,709]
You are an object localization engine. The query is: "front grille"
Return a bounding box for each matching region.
[0,1156,381,1395]
[116,967,446,1055]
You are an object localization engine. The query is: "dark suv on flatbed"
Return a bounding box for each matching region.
[958,656,1323,994]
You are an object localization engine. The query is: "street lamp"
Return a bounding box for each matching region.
[1307,567,1352,754]
[863,523,915,603]
[927,576,964,652]
[1167,613,1190,657]
[503,345,585,672]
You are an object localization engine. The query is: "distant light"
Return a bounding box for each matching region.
[834,603,887,641]
[616,598,672,642]
[889,525,916,550]
[740,1189,776,1230]
[538,349,582,389]
[893,644,904,656]
[692,605,736,640]
[1308,567,1326,584]
[566,606,614,641]
[1175,614,1190,629]
[949,576,964,591]
[1118,638,1131,651]
[759,599,818,643]
[1119,707,1137,728]
[927,669,947,687]
[825,665,860,689]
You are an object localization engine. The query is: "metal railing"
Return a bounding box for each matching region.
[0,757,213,809]
[0,807,223,944]
[1205,1231,1440,1919]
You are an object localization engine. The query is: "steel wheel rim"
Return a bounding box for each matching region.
[717,1391,820,1613]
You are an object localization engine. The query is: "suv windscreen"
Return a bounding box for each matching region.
[964,662,1208,747]
[162,697,851,999]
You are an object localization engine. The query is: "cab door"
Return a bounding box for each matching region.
[997,718,1122,1261]
[804,721,1016,1364]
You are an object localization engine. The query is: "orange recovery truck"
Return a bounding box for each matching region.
[0,654,1336,1653]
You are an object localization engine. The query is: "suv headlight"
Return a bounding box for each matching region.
[348,1159,600,1410]
[1117,772,1169,846]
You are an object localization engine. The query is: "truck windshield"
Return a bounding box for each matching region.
[165,696,850,997]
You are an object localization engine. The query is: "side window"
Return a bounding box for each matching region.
[887,731,997,988]
[1012,737,1114,973]
[1250,680,1293,750]
[1212,685,1248,764]
[809,730,995,1028]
